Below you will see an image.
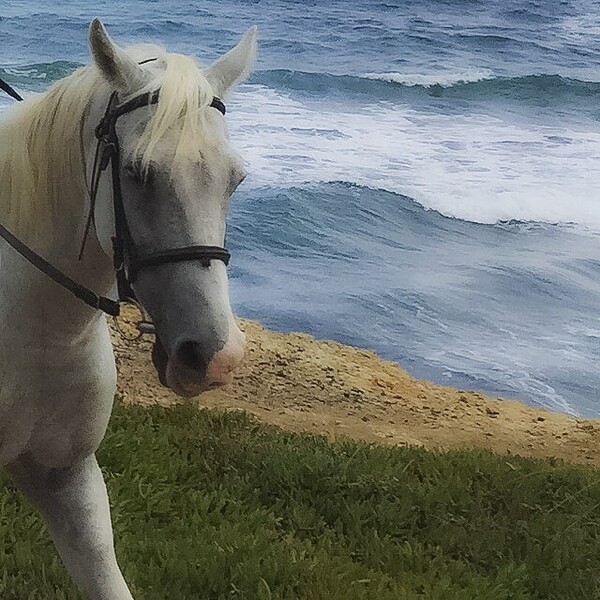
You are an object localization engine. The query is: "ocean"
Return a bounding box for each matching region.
[1,0,599,416]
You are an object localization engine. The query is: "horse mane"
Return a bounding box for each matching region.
[0,44,215,243]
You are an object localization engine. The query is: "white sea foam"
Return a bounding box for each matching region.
[3,81,599,227]
[362,69,494,87]
[227,84,600,227]
[2,66,47,79]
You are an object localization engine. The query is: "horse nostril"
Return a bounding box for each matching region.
[174,340,208,377]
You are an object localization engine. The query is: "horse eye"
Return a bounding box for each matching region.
[229,171,246,195]
[125,161,154,186]
[125,162,142,183]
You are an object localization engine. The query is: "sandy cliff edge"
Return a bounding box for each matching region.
[111,306,600,467]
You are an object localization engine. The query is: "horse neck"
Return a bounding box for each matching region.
[0,97,115,333]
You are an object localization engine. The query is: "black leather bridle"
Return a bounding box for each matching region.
[0,75,230,326]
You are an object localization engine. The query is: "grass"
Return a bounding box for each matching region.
[0,402,599,599]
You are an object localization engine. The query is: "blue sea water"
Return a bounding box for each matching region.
[1,0,600,416]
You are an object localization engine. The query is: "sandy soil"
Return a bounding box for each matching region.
[111,306,600,467]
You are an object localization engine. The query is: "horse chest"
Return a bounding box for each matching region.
[0,315,117,467]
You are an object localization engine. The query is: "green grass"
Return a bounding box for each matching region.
[0,402,599,599]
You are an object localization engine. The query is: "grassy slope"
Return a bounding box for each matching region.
[0,403,599,599]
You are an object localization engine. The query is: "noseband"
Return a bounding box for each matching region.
[0,76,230,324]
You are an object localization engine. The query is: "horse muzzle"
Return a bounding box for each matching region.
[152,323,245,397]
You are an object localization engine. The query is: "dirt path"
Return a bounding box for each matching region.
[112,307,600,467]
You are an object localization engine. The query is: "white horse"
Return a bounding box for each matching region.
[0,19,256,598]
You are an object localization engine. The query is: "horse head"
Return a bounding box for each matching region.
[87,20,256,396]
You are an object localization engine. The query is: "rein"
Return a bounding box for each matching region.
[0,77,23,102]
[0,74,229,327]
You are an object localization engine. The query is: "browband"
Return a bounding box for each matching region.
[98,90,226,134]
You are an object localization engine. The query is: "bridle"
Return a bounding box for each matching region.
[81,87,230,314]
[0,73,230,332]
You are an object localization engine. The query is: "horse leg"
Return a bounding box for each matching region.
[7,453,133,600]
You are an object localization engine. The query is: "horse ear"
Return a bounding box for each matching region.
[205,27,258,98]
[89,19,143,90]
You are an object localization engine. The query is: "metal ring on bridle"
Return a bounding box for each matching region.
[112,298,155,342]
